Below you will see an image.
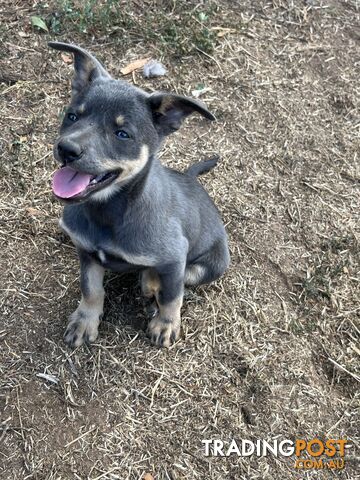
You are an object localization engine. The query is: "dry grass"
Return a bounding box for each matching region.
[0,1,359,479]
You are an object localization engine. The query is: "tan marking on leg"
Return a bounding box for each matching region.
[184,264,206,286]
[148,296,183,348]
[65,262,105,348]
[115,114,125,126]
[81,261,105,309]
[159,297,182,323]
[141,268,160,298]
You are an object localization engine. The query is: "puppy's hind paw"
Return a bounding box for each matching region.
[64,310,100,348]
[147,316,180,348]
[145,300,159,318]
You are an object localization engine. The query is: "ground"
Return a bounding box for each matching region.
[0,1,359,479]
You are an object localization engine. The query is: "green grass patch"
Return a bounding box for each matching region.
[43,0,224,56]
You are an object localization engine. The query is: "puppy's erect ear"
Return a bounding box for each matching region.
[148,93,216,136]
[48,42,111,95]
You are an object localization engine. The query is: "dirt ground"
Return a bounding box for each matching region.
[0,1,359,479]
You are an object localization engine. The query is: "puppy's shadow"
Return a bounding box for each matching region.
[103,271,147,331]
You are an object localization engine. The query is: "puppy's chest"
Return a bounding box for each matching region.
[59,209,154,268]
[59,216,119,263]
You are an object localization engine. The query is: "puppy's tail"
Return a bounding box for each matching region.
[186,155,219,177]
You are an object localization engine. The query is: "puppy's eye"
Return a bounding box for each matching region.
[115,129,130,139]
[67,113,78,122]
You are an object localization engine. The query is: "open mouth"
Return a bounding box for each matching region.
[52,166,120,202]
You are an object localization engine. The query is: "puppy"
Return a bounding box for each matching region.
[49,42,230,348]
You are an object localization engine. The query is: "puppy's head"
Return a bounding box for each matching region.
[49,42,215,203]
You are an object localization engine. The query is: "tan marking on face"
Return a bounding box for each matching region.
[90,183,119,202]
[78,103,86,114]
[102,145,149,184]
[90,145,149,202]
[115,114,125,126]
[141,268,160,298]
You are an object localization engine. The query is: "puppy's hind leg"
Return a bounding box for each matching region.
[64,250,105,348]
[185,238,230,287]
[140,268,160,317]
[141,268,160,298]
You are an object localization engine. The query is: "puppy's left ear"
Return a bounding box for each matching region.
[48,41,111,96]
[148,93,216,136]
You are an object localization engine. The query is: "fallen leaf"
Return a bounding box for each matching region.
[211,27,236,37]
[31,16,48,32]
[143,474,154,480]
[120,57,150,75]
[26,207,43,217]
[18,31,29,38]
[61,53,73,64]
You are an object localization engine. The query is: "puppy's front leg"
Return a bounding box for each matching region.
[147,264,184,348]
[64,251,105,348]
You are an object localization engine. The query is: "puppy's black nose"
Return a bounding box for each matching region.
[57,140,83,163]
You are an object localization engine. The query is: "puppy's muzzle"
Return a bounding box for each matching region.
[57,139,84,164]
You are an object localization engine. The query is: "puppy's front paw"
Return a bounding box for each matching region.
[64,309,100,348]
[147,316,180,348]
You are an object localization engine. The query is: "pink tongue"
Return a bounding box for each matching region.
[52,167,92,198]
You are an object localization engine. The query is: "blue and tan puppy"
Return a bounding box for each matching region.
[49,42,229,348]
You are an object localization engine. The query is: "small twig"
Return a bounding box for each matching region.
[194,46,224,75]
[64,426,96,448]
[328,358,360,383]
